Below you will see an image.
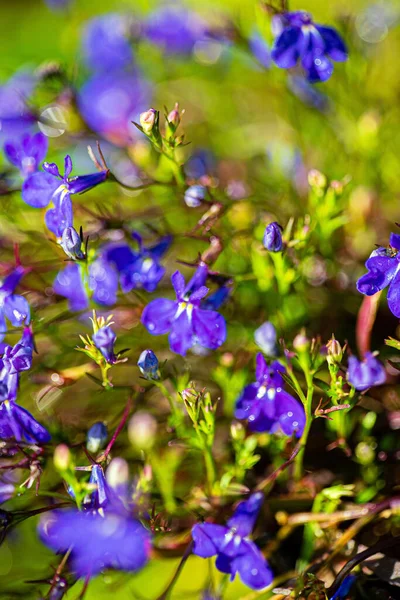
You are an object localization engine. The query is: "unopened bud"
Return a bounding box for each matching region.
[254,321,277,356]
[263,222,283,252]
[167,103,181,128]
[137,349,160,380]
[60,226,84,260]
[54,444,71,471]
[86,422,108,453]
[128,411,158,451]
[140,108,158,134]
[293,332,310,353]
[106,457,129,490]
[326,336,343,363]
[230,421,245,442]
[308,169,327,190]
[184,185,206,208]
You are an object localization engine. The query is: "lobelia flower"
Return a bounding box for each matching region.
[53,259,119,312]
[39,464,151,578]
[357,232,400,318]
[137,349,160,380]
[22,154,109,211]
[141,264,226,356]
[254,322,277,357]
[82,13,134,72]
[347,352,386,391]
[4,132,48,177]
[184,185,206,208]
[0,70,37,141]
[93,325,117,364]
[0,400,51,444]
[86,422,108,454]
[143,5,207,55]
[235,353,305,436]
[263,222,283,252]
[0,266,30,343]
[192,492,273,590]
[271,11,348,83]
[78,70,150,146]
[249,30,270,69]
[104,233,172,294]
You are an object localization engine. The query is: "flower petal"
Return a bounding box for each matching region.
[227,492,263,537]
[271,26,304,68]
[171,271,186,299]
[305,55,334,83]
[3,294,30,326]
[169,310,193,355]
[53,264,88,312]
[316,25,348,62]
[192,522,228,558]
[275,389,305,437]
[192,308,226,350]
[22,171,58,208]
[231,539,273,590]
[141,298,177,335]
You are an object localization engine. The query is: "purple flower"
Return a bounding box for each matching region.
[93,326,117,364]
[0,327,34,403]
[144,6,206,55]
[53,260,118,312]
[0,71,37,140]
[141,265,226,356]
[78,70,150,147]
[87,422,108,454]
[192,493,273,590]
[254,322,277,356]
[357,233,400,318]
[137,349,159,380]
[4,132,48,177]
[235,353,305,436]
[347,352,386,391]
[249,30,270,69]
[263,222,283,252]
[184,185,206,208]
[184,149,215,179]
[0,480,15,504]
[22,154,108,210]
[271,11,348,83]
[0,266,30,342]
[39,465,151,578]
[82,14,133,72]
[104,233,172,294]
[0,400,51,444]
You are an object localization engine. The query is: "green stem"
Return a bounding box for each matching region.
[192,420,216,496]
[154,381,185,437]
[293,375,314,482]
[270,252,290,296]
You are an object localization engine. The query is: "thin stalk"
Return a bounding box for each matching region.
[293,373,314,482]
[156,541,193,600]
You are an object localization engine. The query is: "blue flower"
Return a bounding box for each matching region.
[0,266,30,342]
[0,71,37,140]
[263,222,283,252]
[39,465,151,578]
[357,232,400,318]
[137,349,160,380]
[141,265,226,356]
[4,132,48,177]
[192,493,273,590]
[78,70,150,147]
[249,30,270,69]
[144,6,206,55]
[104,233,172,294]
[93,325,117,364]
[271,11,348,83]
[0,400,51,444]
[184,185,206,208]
[82,13,133,72]
[235,353,305,436]
[22,154,109,210]
[53,260,119,312]
[254,322,277,356]
[86,422,108,454]
[347,352,386,391]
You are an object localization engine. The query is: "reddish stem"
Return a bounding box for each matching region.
[98,397,133,461]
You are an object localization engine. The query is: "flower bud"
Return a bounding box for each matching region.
[293,332,310,353]
[86,422,108,453]
[60,226,84,260]
[54,444,71,471]
[167,103,181,128]
[184,184,206,208]
[93,326,117,364]
[326,336,343,364]
[230,421,245,442]
[308,169,327,190]
[254,321,277,356]
[140,108,158,134]
[106,457,129,490]
[128,411,157,451]
[263,222,283,252]
[137,349,160,380]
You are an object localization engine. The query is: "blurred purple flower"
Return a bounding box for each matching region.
[254,322,277,356]
[357,232,400,318]
[347,352,386,391]
[184,185,206,208]
[271,11,348,83]
[184,149,215,179]
[0,71,37,140]
[93,325,117,364]
[87,422,108,454]
[0,400,51,444]
[78,70,150,146]
[263,222,283,252]
[141,265,226,356]
[4,132,48,177]
[104,233,172,294]
[82,13,134,72]
[235,353,305,436]
[39,464,151,578]
[192,493,273,590]
[0,266,30,343]
[53,260,119,312]
[144,5,207,54]
[249,30,270,69]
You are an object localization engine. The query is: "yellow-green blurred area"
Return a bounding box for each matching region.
[0,0,400,598]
